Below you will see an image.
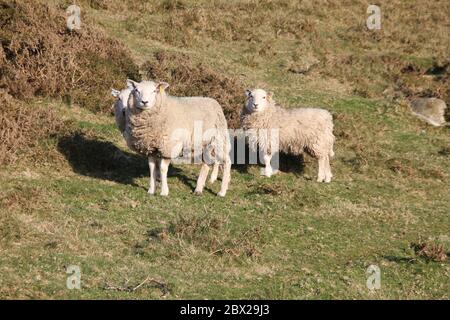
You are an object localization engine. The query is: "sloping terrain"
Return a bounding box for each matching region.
[0,0,448,299]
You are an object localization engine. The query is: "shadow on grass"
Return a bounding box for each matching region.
[57,132,182,188]
[57,133,306,193]
[232,138,305,176]
[278,152,305,176]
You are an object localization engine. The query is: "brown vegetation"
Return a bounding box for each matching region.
[0,0,140,112]
[0,90,70,165]
[411,240,448,262]
[143,50,245,129]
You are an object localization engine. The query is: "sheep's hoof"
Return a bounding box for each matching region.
[217,191,226,197]
[147,189,155,195]
[209,178,217,184]
[260,168,272,177]
[160,190,169,196]
[194,190,203,196]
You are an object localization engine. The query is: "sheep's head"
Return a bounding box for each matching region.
[245,89,273,113]
[111,88,132,113]
[112,88,132,104]
[127,79,169,110]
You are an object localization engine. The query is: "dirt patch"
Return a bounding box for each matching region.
[0,0,140,112]
[142,50,245,129]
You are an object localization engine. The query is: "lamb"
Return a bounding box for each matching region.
[241,88,335,182]
[124,80,231,196]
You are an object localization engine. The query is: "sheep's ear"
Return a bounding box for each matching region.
[111,89,120,97]
[267,91,274,102]
[157,82,170,93]
[245,90,252,97]
[126,79,137,89]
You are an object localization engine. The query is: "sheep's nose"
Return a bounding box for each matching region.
[253,103,258,108]
[141,100,148,105]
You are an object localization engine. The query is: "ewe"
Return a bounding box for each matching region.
[241,89,335,182]
[124,80,231,196]
[112,87,162,179]
[111,86,220,188]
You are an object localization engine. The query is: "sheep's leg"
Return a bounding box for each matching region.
[262,153,273,177]
[159,158,171,196]
[194,163,210,195]
[209,163,220,184]
[148,156,157,195]
[217,157,231,197]
[317,156,326,182]
[324,155,332,183]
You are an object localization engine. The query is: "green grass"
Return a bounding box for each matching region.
[0,0,449,299]
[1,95,448,299]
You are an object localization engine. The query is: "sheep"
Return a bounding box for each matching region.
[241,88,335,182]
[124,79,231,196]
[112,86,171,184]
[111,88,131,134]
[111,86,219,186]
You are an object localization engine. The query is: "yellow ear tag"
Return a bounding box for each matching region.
[159,86,164,94]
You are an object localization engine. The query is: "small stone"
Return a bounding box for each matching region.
[409,98,447,126]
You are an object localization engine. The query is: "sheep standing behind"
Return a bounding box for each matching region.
[124,80,231,196]
[111,88,131,134]
[241,89,335,182]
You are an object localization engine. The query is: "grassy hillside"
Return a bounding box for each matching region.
[0,0,448,299]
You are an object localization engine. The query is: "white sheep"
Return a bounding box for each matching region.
[241,89,335,182]
[124,80,231,196]
[111,86,219,186]
[111,88,131,134]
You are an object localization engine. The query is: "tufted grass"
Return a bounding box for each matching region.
[0,0,449,299]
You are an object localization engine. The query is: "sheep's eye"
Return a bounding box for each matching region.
[263,97,266,99]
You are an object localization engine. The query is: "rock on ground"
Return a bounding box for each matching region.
[409,98,447,126]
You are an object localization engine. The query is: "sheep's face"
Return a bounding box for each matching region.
[127,80,169,110]
[245,89,273,113]
[111,88,131,113]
